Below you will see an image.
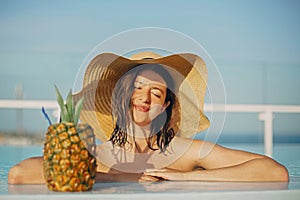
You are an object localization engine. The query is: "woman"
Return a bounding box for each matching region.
[8,52,288,183]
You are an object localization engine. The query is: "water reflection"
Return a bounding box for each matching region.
[92,181,289,194]
[8,180,289,194]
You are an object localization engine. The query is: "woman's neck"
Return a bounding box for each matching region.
[129,122,151,138]
[126,123,156,153]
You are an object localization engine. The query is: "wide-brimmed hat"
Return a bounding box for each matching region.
[73,52,210,142]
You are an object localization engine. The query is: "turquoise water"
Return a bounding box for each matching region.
[1,143,300,195]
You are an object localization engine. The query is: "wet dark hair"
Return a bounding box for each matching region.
[109,64,176,152]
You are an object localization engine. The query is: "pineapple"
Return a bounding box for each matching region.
[43,86,97,192]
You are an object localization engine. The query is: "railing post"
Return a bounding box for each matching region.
[258,111,273,157]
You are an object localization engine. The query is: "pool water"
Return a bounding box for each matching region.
[1,143,300,198]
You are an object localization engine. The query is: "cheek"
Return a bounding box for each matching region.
[131,92,137,102]
[131,88,143,99]
[149,104,164,118]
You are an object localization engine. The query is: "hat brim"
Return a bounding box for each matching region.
[74,52,210,142]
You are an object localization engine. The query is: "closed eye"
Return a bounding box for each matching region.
[151,89,162,98]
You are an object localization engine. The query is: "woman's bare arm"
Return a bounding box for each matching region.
[145,140,289,182]
[8,156,160,184]
[8,157,44,184]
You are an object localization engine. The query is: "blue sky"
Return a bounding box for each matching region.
[0,0,299,138]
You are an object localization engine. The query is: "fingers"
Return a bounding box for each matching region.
[143,172,169,181]
[143,169,186,181]
[139,169,169,182]
[144,168,168,173]
[138,174,165,182]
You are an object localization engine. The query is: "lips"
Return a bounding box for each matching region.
[134,105,150,112]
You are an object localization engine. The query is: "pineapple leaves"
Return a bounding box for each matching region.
[55,85,69,122]
[74,97,84,125]
[54,85,83,124]
[66,89,74,122]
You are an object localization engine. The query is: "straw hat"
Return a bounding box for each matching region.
[73,52,210,142]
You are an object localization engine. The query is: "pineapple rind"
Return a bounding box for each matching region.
[43,123,96,192]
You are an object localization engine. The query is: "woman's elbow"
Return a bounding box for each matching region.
[274,162,289,182]
[7,157,44,184]
[265,158,289,182]
[8,164,23,184]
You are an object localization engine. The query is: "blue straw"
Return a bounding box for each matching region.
[41,107,52,125]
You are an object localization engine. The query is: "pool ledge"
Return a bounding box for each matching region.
[2,180,300,200]
[1,190,300,200]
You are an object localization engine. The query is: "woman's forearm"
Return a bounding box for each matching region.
[145,158,289,182]
[95,172,163,182]
[95,172,140,182]
[190,158,288,182]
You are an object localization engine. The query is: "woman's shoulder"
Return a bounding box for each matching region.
[167,136,197,152]
[170,136,216,152]
[171,136,204,145]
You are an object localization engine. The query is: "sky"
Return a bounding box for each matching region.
[0,0,299,140]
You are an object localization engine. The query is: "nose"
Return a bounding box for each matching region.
[137,87,151,104]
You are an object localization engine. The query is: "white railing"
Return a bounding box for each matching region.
[1,100,300,157]
[204,104,300,157]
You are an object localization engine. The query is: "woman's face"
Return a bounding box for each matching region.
[131,70,170,127]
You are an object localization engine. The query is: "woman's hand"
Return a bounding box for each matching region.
[95,171,165,182]
[138,173,166,182]
[143,168,186,181]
